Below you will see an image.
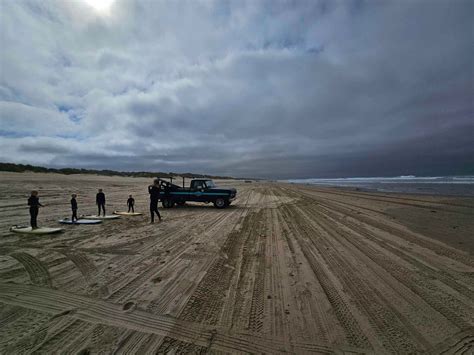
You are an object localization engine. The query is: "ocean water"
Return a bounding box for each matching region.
[286,176,474,197]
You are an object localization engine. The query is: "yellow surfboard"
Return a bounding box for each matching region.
[113,211,143,216]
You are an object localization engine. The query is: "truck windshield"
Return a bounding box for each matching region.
[205,180,216,188]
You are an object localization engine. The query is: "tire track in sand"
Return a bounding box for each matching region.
[273,207,344,346]
[279,204,372,350]
[308,202,474,331]
[54,194,251,353]
[279,187,473,352]
[315,200,474,302]
[267,186,344,346]
[295,188,473,268]
[6,250,103,352]
[9,252,52,287]
[286,203,429,353]
[299,186,474,214]
[54,249,110,297]
[0,252,55,352]
[88,195,252,353]
[0,282,337,354]
[228,209,266,332]
[430,327,474,354]
[155,195,263,352]
[0,309,50,353]
[125,190,255,354]
[105,210,232,304]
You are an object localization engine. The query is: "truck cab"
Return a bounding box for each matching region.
[190,179,215,190]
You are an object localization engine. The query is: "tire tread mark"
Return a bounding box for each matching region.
[317,201,474,301]
[280,205,371,350]
[288,204,426,352]
[310,202,474,329]
[56,249,110,297]
[10,252,52,287]
[156,208,261,352]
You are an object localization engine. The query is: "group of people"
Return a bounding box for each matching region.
[27,178,163,229]
[70,189,117,222]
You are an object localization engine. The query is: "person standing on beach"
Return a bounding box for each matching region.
[148,179,162,223]
[96,189,106,216]
[127,195,135,213]
[71,194,78,222]
[27,190,43,229]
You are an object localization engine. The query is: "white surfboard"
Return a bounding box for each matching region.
[81,215,120,220]
[10,226,63,235]
[113,211,143,216]
[59,218,102,225]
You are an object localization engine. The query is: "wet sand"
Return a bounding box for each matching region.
[0,172,473,353]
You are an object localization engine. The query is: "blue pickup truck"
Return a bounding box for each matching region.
[158,178,237,208]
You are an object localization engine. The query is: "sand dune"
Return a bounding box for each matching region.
[0,172,473,353]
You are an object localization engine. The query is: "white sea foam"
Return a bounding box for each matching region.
[285,176,474,196]
[287,176,474,185]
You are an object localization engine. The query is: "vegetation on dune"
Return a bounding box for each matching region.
[0,162,235,180]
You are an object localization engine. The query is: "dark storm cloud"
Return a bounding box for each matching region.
[0,0,472,178]
[19,141,73,155]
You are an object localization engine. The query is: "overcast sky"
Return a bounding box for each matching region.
[0,0,472,178]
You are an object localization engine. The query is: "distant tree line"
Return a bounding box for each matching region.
[0,162,235,180]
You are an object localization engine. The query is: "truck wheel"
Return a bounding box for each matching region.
[214,198,227,209]
[162,199,174,208]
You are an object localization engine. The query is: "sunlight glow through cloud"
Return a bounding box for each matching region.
[82,0,115,13]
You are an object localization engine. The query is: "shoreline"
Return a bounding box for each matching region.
[285,180,474,197]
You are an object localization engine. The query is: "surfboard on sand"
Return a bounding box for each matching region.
[113,211,143,216]
[59,218,102,225]
[10,226,63,235]
[81,215,120,220]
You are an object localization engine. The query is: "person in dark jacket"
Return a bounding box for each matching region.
[27,190,43,229]
[127,195,135,213]
[71,194,78,222]
[148,179,161,223]
[96,189,106,216]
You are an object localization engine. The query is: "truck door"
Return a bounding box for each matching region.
[192,180,208,202]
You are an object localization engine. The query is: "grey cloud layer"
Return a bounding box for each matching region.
[1,0,472,178]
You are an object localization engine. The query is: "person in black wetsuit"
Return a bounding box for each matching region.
[148,179,161,223]
[96,189,106,216]
[27,190,43,229]
[127,195,135,213]
[71,194,78,222]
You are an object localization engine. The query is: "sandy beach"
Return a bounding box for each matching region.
[0,172,473,354]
